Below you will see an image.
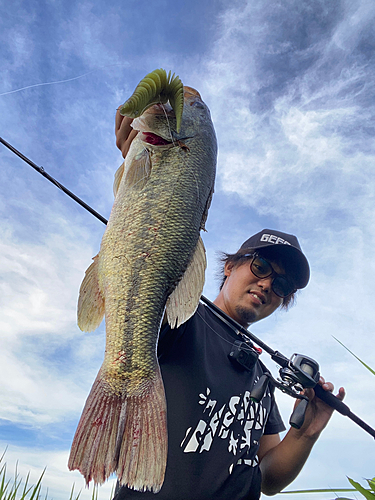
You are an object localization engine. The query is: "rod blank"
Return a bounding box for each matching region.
[0,136,108,225]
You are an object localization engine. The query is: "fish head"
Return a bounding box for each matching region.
[178,86,215,137]
[131,86,216,149]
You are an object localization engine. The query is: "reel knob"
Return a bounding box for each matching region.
[289,398,309,429]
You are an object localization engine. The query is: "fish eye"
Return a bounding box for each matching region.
[190,100,205,109]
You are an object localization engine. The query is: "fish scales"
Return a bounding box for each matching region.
[102,150,205,383]
[69,85,217,492]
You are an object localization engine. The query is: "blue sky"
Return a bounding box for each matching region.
[1,0,375,498]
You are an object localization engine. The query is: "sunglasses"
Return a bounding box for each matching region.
[244,253,296,298]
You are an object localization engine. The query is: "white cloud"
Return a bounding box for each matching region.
[196,0,375,228]
[0,204,106,425]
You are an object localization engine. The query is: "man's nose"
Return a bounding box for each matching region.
[257,276,273,293]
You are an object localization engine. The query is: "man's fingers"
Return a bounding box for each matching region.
[319,376,334,393]
[336,387,346,401]
[115,112,133,138]
[115,109,135,157]
[317,379,346,404]
[322,382,334,392]
[120,129,138,158]
[115,108,124,134]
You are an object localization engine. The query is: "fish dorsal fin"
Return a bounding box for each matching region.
[124,149,152,190]
[113,163,125,197]
[165,236,206,328]
[200,187,214,231]
[77,254,105,332]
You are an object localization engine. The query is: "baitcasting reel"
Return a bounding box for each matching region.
[249,353,320,429]
[279,353,320,392]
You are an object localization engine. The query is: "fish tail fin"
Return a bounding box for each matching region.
[116,370,167,493]
[68,371,121,484]
[68,369,167,492]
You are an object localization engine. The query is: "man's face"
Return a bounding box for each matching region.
[214,257,284,326]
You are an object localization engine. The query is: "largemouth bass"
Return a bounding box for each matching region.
[68,75,217,492]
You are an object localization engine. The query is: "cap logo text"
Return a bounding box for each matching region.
[260,233,291,245]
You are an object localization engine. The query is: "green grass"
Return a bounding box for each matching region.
[0,451,47,500]
[0,451,113,500]
[280,477,375,499]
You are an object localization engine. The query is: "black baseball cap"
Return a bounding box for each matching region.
[240,229,310,289]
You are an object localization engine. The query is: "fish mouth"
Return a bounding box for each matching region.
[140,131,173,146]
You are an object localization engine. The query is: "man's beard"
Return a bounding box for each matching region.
[234,305,257,326]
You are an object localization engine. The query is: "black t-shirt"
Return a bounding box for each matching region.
[114,303,285,500]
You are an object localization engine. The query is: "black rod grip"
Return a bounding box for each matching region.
[314,384,375,438]
[313,384,350,416]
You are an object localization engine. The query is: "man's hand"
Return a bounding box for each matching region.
[115,109,138,158]
[259,378,345,496]
[293,376,345,439]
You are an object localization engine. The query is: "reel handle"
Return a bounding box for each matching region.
[289,398,309,429]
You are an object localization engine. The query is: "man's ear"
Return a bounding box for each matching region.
[224,261,233,277]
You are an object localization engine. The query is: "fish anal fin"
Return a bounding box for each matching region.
[166,236,206,329]
[124,149,151,190]
[77,255,105,332]
[113,162,125,198]
[69,368,167,492]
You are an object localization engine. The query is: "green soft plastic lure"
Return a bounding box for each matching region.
[120,68,184,133]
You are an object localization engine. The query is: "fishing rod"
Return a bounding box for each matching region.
[0,137,108,225]
[2,136,375,438]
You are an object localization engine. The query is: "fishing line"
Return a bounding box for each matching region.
[191,169,201,203]
[0,63,126,97]
[160,102,176,146]
[196,309,243,347]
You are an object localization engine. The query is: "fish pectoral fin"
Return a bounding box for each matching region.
[113,162,125,197]
[77,254,105,332]
[165,235,206,328]
[124,149,152,190]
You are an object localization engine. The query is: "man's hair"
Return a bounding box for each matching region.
[218,247,297,310]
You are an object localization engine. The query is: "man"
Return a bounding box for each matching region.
[114,112,345,499]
